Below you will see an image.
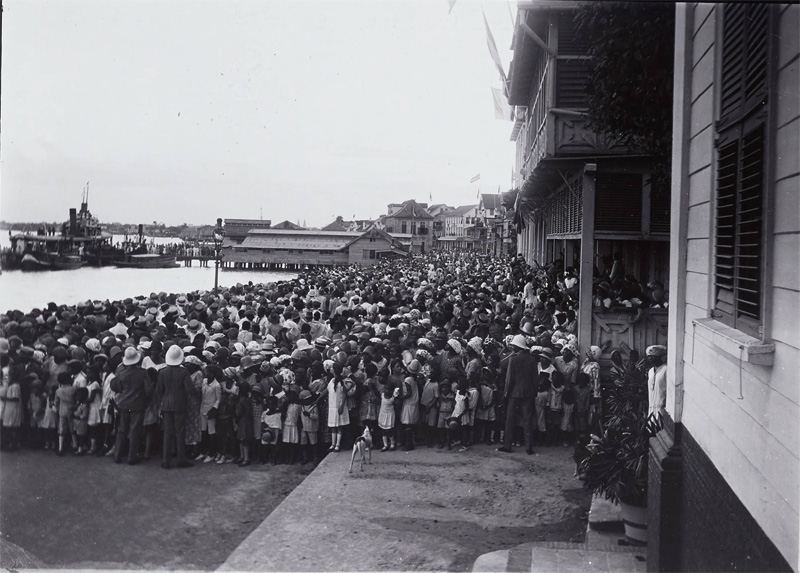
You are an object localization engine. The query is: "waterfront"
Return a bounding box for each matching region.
[0,266,297,313]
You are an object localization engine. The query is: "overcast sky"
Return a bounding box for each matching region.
[1,0,517,228]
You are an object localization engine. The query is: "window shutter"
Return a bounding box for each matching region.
[735,125,764,322]
[718,4,769,133]
[714,4,769,335]
[719,4,746,128]
[714,141,738,320]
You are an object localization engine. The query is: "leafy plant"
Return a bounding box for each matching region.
[579,352,661,507]
[574,2,675,180]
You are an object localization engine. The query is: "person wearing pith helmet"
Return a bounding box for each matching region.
[498,334,538,455]
[154,345,196,469]
[109,346,152,465]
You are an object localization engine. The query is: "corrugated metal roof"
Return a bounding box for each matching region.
[247,229,362,237]
[241,235,352,251]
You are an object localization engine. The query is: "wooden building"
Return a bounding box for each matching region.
[508,1,670,357]
[222,226,408,269]
[650,4,799,571]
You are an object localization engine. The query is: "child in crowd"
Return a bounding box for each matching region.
[574,372,592,433]
[475,368,496,445]
[54,371,76,456]
[283,391,302,464]
[462,379,480,449]
[234,383,253,466]
[216,376,238,464]
[419,373,439,447]
[534,373,550,447]
[42,387,58,451]
[378,381,397,452]
[437,380,456,449]
[86,369,103,454]
[1,369,23,451]
[299,390,319,465]
[72,386,90,455]
[261,396,282,465]
[28,378,45,449]
[547,372,565,446]
[200,366,222,463]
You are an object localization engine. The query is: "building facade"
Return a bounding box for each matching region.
[223,227,408,269]
[380,200,433,253]
[507,2,670,357]
[650,4,799,571]
[435,204,479,250]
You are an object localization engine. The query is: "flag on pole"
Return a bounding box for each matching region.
[447,0,456,14]
[483,11,507,90]
[492,87,512,121]
[470,173,481,183]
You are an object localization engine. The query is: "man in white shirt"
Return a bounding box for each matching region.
[646,345,667,417]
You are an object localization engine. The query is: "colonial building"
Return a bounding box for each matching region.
[650,4,799,571]
[379,200,433,253]
[435,204,479,250]
[507,2,669,355]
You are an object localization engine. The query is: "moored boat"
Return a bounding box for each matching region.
[19,251,84,271]
[113,253,178,269]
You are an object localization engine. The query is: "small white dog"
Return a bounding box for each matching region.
[349,426,373,473]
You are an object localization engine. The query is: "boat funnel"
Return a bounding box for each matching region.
[70,209,77,235]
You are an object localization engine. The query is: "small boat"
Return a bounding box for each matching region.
[113,253,179,269]
[19,251,84,271]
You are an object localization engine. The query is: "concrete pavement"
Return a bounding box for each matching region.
[219,442,591,572]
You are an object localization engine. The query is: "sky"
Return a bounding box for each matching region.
[1,0,517,228]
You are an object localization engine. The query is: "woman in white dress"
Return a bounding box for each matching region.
[326,362,349,452]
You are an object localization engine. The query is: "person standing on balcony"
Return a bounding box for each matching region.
[646,345,667,417]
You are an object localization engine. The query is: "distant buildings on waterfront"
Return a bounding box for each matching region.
[216,196,514,268]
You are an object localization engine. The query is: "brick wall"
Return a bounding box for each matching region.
[678,429,791,572]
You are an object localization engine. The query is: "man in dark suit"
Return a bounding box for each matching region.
[498,334,538,455]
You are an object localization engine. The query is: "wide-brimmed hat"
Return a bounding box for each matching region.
[165,345,185,366]
[122,346,142,366]
[407,359,421,374]
[510,334,528,350]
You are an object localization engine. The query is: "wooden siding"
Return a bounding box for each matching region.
[674,4,800,567]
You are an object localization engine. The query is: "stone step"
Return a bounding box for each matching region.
[474,543,648,573]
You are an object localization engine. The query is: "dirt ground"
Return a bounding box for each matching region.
[1,442,592,571]
[0,448,312,570]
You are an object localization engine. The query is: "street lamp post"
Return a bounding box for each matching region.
[212,218,225,292]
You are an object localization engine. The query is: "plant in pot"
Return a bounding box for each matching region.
[579,350,662,544]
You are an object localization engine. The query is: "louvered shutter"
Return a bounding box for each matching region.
[595,173,643,233]
[556,12,589,108]
[714,5,769,335]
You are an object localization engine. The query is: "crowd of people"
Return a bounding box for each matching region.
[0,251,627,469]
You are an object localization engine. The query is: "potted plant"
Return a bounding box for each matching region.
[579,351,661,544]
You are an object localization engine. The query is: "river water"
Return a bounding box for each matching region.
[0,234,296,313]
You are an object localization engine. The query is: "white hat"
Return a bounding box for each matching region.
[646,345,667,358]
[165,345,185,366]
[510,334,528,350]
[122,346,142,366]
